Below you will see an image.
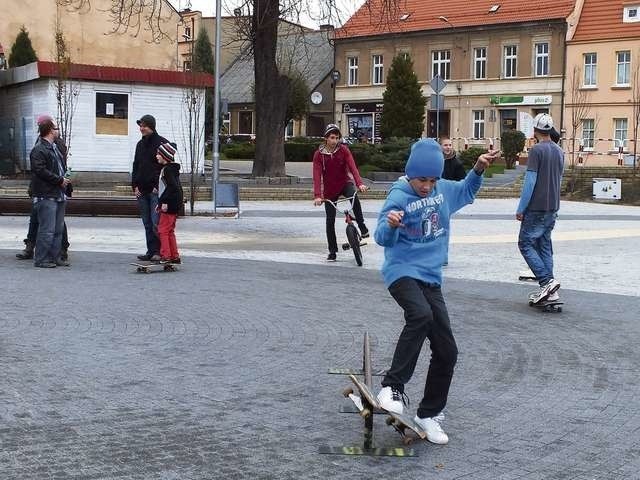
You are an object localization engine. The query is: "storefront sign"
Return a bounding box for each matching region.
[489,95,552,106]
[342,103,384,114]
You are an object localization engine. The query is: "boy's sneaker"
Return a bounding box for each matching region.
[360,228,370,239]
[414,413,448,445]
[149,254,162,263]
[326,252,337,262]
[529,290,559,302]
[137,253,151,261]
[170,257,182,264]
[377,386,405,415]
[530,278,560,304]
[159,257,172,264]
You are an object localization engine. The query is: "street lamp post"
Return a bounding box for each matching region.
[212,0,222,213]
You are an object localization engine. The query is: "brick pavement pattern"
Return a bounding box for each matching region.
[1,251,640,479]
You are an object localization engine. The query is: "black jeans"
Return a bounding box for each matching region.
[26,204,70,249]
[382,277,458,418]
[323,183,367,254]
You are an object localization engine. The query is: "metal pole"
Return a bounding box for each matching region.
[436,93,440,140]
[212,0,222,214]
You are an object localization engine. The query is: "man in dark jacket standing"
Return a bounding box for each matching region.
[132,114,167,261]
[440,136,466,181]
[30,117,71,268]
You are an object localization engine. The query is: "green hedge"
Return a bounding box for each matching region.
[284,142,317,162]
[223,143,256,159]
[459,146,488,169]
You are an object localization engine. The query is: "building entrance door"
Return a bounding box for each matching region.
[427,110,450,138]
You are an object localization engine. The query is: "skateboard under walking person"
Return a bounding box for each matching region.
[313,124,369,262]
[516,113,564,305]
[374,138,499,444]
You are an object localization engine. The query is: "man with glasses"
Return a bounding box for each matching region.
[29,116,71,268]
[16,115,72,262]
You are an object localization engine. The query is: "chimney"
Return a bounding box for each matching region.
[319,24,335,31]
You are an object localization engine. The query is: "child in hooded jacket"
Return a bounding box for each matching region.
[374,138,498,444]
[156,142,183,264]
[313,124,368,262]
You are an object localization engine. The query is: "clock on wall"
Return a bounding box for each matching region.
[310,91,323,105]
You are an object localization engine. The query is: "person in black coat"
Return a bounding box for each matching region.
[30,117,72,268]
[131,114,167,261]
[439,136,466,181]
[155,142,183,264]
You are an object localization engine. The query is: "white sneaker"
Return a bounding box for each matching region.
[377,386,404,415]
[530,278,560,304]
[414,413,449,444]
[529,290,560,302]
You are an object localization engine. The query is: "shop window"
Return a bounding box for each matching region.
[96,92,129,136]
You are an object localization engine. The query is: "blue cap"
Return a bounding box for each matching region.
[405,138,444,179]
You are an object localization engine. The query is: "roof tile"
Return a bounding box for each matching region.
[338,0,575,38]
[571,0,640,42]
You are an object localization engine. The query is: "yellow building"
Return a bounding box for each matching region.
[565,0,640,167]
[334,0,577,147]
[1,0,181,70]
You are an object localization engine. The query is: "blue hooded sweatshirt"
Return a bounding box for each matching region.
[374,171,483,288]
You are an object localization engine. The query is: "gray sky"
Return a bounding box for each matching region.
[168,0,362,28]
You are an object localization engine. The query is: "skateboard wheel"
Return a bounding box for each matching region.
[341,243,350,251]
[403,436,414,446]
[557,307,562,312]
[385,416,395,426]
[342,387,354,398]
[360,408,371,418]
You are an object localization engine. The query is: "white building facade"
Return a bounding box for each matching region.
[0,61,212,174]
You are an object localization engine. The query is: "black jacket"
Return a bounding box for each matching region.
[158,163,183,214]
[442,152,466,181]
[132,131,167,194]
[30,137,68,198]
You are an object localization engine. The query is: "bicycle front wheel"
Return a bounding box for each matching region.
[346,224,363,267]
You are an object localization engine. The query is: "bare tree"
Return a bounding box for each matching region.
[54,6,79,158]
[180,85,205,215]
[566,65,593,169]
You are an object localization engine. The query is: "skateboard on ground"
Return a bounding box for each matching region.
[529,299,563,313]
[518,269,536,281]
[130,262,177,273]
[343,374,427,445]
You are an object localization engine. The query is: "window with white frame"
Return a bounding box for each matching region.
[614,118,628,149]
[432,50,451,80]
[623,5,640,22]
[473,110,485,139]
[616,51,631,85]
[581,119,594,150]
[372,54,384,85]
[222,112,230,134]
[503,45,517,78]
[583,53,597,86]
[347,56,359,86]
[534,42,549,76]
[474,47,487,80]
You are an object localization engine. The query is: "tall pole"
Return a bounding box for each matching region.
[212,0,222,213]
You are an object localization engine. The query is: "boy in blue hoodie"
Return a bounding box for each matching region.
[374,138,498,444]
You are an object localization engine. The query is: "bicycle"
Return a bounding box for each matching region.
[324,192,366,267]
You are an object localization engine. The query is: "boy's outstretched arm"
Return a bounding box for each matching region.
[451,150,501,211]
[374,200,403,247]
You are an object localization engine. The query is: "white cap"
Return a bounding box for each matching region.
[533,113,554,132]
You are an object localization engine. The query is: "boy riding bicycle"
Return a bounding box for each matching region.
[313,124,368,262]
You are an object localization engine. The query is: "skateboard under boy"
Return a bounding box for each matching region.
[343,374,427,445]
[130,262,177,273]
[529,298,563,313]
[518,269,536,281]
